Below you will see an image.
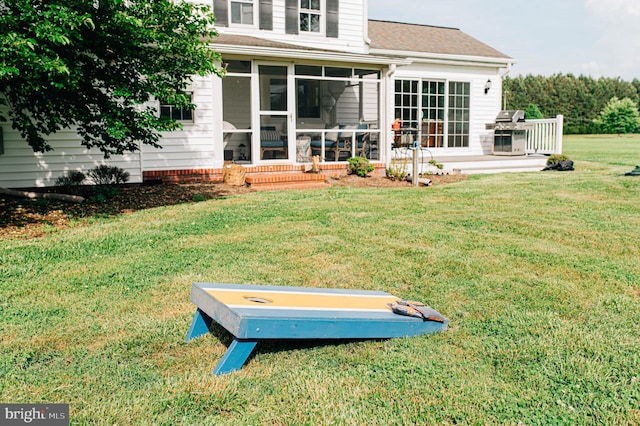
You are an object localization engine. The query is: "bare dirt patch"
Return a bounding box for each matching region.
[0,174,465,240]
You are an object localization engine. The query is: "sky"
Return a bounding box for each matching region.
[368,0,640,81]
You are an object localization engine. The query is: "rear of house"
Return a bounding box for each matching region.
[0,0,517,188]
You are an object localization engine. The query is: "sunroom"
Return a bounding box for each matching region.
[221,59,382,164]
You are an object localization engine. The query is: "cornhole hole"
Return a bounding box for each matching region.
[186,282,448,375]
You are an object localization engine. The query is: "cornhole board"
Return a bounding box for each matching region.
[186,282,448,375]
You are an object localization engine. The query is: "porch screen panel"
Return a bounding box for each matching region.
[223,75,252,161]
[296,79,320,119]
[259,0,273,30]
[326,0,339,38]
[259,66,288,111]
[358,70,381,160]
[447,82,470,148]
[213,0,229,27]
[285,0,298,34]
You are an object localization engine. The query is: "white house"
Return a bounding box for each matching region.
[0,0,561,189]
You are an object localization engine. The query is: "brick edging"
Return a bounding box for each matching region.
[143,162,385,184]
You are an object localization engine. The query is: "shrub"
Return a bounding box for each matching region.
[429,159,444,170]
[87,165,130,185]
[525,104,544,120]
[347,157,374,177]
[89,185,120,203]
[547,154,570,166]
[386,158,408,181]
[54,170,86,186]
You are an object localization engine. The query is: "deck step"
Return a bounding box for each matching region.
[245,172,329,191]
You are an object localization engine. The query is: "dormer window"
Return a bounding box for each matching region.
[299,0,320,33]
[231,0,254,25]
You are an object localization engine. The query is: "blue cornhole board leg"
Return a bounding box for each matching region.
[213,339,258,376]
[186,309,258,375]
[185,308,213,342]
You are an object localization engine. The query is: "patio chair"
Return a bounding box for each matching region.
[260,126,287,159]
[311,124,370,161]
[334,123,370,160]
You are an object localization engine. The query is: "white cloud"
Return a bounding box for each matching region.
[585,0,640,17]
[583,0,640,78]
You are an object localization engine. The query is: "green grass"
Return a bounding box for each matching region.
[1,135,639,425]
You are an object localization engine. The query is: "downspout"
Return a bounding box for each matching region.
[499,62,513,110]
[386,63,396,79]
[499,62,513,78]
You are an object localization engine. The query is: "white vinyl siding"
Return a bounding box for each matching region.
[0,120,141,188]
[217,0,366,53]
[142,76,218,172]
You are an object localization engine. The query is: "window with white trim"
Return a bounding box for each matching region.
[231,0,254,25]
[300,0,321,33]
[160,93,194,122]
[394,79,470,148]
[448,82,470,148]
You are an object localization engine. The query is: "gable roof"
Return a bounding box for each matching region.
[367,20,511,60]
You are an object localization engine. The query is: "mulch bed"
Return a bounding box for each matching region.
[1,174,465,240]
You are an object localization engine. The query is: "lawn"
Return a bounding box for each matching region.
[1,135,639,425]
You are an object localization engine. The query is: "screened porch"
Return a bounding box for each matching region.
[221,60,382,164]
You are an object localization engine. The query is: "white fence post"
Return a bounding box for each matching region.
[555,115,563,154]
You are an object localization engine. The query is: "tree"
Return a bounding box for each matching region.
[504,74,640,135]
[0,0,222,157]
[594,97,640,135]
[524,103,544,119]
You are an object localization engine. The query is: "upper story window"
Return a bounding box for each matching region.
[231,0,254,25]
[285,0,338,38]
[214,0,273,30]
[299,0,320,33]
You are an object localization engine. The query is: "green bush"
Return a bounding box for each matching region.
[546,154,570,166]
[89,185,120,203]
[525,103,544,120]
[54,170,86,186]
[347,157,374,177]
[88,165,130,185]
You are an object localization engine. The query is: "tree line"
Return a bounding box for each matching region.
[504,74,640,134]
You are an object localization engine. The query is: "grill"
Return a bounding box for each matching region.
[488,110,533,156]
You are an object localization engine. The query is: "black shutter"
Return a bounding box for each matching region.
[259,0,273,30]
[213,0,229,27]
[285,0,298,34]
[326,0,339,38]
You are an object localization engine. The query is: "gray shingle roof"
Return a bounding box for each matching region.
[214,34,321,51]
[214,20,511,61]
[368,20,511,59]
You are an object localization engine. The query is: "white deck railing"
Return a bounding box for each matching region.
[526,115,564,154]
